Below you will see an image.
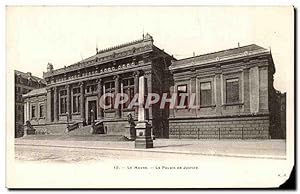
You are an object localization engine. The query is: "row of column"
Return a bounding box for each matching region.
[46,70,142,123]
[47,83,87,123]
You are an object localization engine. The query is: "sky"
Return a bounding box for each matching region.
[6,6,293,92]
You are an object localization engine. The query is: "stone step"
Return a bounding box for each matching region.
[67,125,93,136]
[21,134,130,141]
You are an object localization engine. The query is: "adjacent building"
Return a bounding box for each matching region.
[21,35,286,139]
[15,70,46,137]
[169,44,281,139]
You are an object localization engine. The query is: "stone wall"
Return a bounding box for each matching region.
[169,115,270,139]
[32,123,68,135]
[103,120,130,136]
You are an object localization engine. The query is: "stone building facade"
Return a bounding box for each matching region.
[15,70,46,137]
[168,44,280,139]
[23,34,174,137]
[21,35,285,139]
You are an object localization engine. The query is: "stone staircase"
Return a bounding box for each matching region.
[65,125,129,141]
[25,123,130,141]
[67,125,93,136]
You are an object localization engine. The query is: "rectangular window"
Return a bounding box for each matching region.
[177,84,188,107]
[200,82,212,106]
[122,78,134,109]
[226,78,239,104]
[86,85,97,93]
[31,106,36,118]
[105,81,115,109]
[60,90,67,96]
[72,96,81,113]
[39,104,44,118]
[73,87,80,94]
[72,87,81,113]
[60,89,67,114]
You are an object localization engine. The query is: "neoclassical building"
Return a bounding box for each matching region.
[23,34,174,137]
[21,34,285,139]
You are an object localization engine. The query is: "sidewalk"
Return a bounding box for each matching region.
[15,136,286,160]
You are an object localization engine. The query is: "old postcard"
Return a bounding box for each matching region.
[6,6,294,188]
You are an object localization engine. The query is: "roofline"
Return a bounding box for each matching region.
[170,48,271,71]
[153,45,177,61]
[44,34,155,78]
[14,70,46,84]
[173,44,267,64]
[23,90,47,98]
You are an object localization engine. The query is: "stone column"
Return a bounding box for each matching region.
[144,70,152,121]
[36,100,39,123]
[137,76,146,122]
[258,66,269,112]
[97,79,104,120]
[23,101,27,124]
[249,66,259,114]
[243,67,250,113]
[53,87,58,122]
[190,75,196,116]
[135,74,153,149]
[66,84,71,120]
[26,101,30,121]
[114,75,121,118]
[133,71,140,118]
[215,72,222,115]
[46,88,52,122]
[79,82,85,122]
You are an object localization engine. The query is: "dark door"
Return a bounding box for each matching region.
[87,100,97,125]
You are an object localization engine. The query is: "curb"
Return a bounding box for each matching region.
[15,142,286,160]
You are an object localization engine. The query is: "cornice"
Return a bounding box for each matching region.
[170,49,270,72]
[44,44,153,78]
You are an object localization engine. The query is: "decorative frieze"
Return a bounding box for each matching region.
[44,43,153,78]
[50,61,139,84]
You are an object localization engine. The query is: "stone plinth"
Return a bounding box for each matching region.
[135,121,153,148]
[125,124,136,140]
[135,75,153,149]
[24,125,36,136]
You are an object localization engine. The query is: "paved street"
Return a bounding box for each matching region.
[15,137,286,162]
[15,143,220,162]
[13,138,290,188]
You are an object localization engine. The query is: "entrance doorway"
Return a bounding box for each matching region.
[87,100,97,125]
